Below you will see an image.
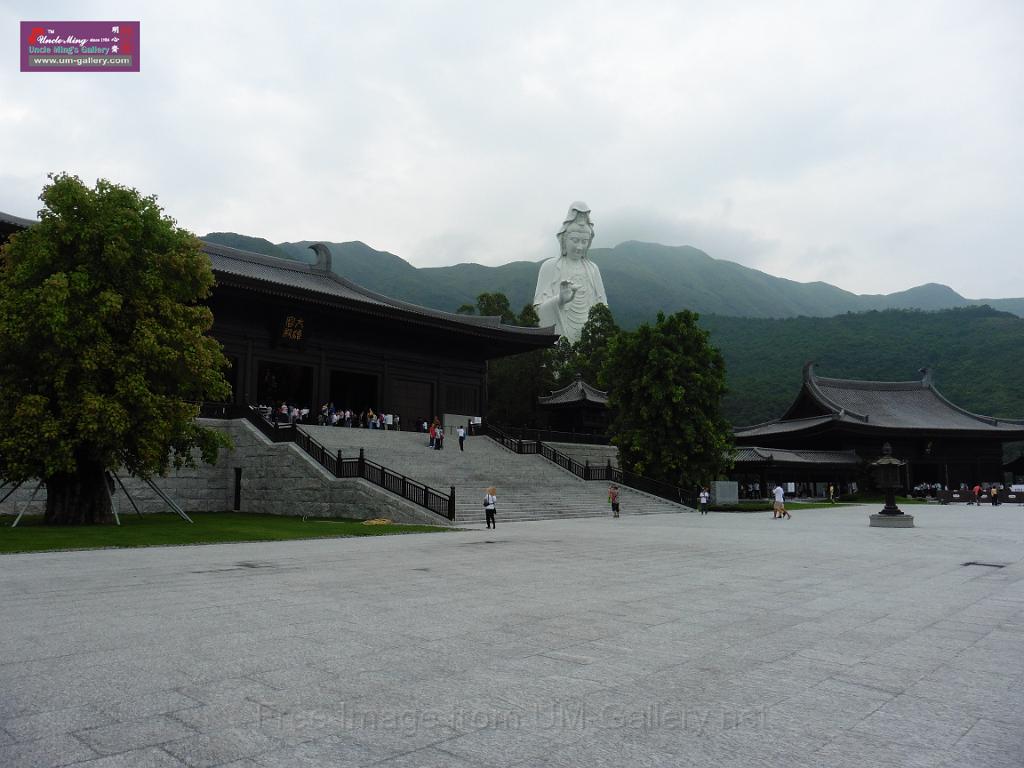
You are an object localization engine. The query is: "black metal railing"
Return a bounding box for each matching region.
[609,466,699,508]
[484,424,695,509]
[197,402,246,419]
[213,404,455,520]
[334,450,455,520]
[294,429,340,475]
[291,429,454,520]
[197,402,297,442]
[485,424,538,454]
[538,441,589,477]
[242,406,298,443]
[494,424,610,445]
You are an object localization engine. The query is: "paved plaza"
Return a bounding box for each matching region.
[2,504,1023,767]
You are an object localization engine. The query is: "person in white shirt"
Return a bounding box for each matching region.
[699,488,710,515]
[457,425,466,451]
[773,484,791,519]
[484,486,497,529]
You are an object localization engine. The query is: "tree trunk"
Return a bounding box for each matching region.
[44,461,114,525]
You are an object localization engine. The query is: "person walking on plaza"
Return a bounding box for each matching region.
[699,487,710,514]
[457,425,466,451]
[828,484,836,504]
[609,484,620,518]
[773,483,791,519]
[484,486,497,529]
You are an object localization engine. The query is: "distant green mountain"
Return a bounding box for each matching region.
[202,232,1024,325]
[202,232,1024,430]
[203,232,294,261]
[701,306,1024,426]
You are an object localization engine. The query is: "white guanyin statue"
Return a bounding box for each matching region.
[533,201,608,344]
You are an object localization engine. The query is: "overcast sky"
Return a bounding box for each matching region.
[2,1,1021,298]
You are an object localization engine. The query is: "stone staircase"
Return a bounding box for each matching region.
[298,426,692,524]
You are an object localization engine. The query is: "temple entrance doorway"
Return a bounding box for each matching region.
[390,378,433,428]
[329,371,378,414]
[256,361,314,409]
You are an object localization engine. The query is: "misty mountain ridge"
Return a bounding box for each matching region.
[202,231,1024,326]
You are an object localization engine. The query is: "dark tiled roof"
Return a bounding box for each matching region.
[736,363,1024,438]
[538,374,609,406]
[202,240,557,339]
[0,211,556,343]
[734,414,836,438]
[0,210,37,229]
[807,368,1024,431]
[734,447,860,465]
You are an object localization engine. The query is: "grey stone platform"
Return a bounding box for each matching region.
[2,504,1023,767]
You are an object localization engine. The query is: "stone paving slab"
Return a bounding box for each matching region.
[2,504,1024,767]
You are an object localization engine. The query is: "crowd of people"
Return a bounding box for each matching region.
[315,405,401,430]
[265,402,404,430]
[264,404,477,454]
[737,481,854,500]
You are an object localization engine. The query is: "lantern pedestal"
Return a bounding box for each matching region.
[869,443,915,528]
[870,513,915,528]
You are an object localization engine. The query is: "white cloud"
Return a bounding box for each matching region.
[1,0,1021,298]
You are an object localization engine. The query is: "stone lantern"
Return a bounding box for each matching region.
[869,442,914,528]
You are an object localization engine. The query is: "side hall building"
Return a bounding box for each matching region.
[733,363,1024,492]
[0,211,559,423]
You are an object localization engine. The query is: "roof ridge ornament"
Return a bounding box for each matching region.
[308,242,333,273]
[918,367,934,386]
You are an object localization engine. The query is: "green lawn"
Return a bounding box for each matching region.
[0,512,452,554]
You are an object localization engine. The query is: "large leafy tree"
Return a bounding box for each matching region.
[572,303,619,387]
[0,174,231,524]
[602,311,732,487]
[545,304,619,390]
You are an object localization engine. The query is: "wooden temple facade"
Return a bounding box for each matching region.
[1,212,559,423]
[733,363,1024,492]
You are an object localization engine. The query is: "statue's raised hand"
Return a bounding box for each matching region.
[559,280,578,305]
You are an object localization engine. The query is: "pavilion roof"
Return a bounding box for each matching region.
[538,374,609,406]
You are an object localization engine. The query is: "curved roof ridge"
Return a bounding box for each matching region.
[0,210,38,228]
[802,365,1024,430]
[804,363,869,422]
[734,413,836,433]
[925,380,1024,427]
[201,239,556,336]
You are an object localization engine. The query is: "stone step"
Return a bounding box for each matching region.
[297,426,691,522]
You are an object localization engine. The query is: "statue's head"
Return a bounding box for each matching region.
[557,201,594,259]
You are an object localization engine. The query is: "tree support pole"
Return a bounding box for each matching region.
[111,471,144,518]
[11,481,43,528]
[103,473,121,527]
[143,477,193,523]
[0,480,24,507]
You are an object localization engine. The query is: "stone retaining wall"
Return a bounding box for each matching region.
[0,419,451,527]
